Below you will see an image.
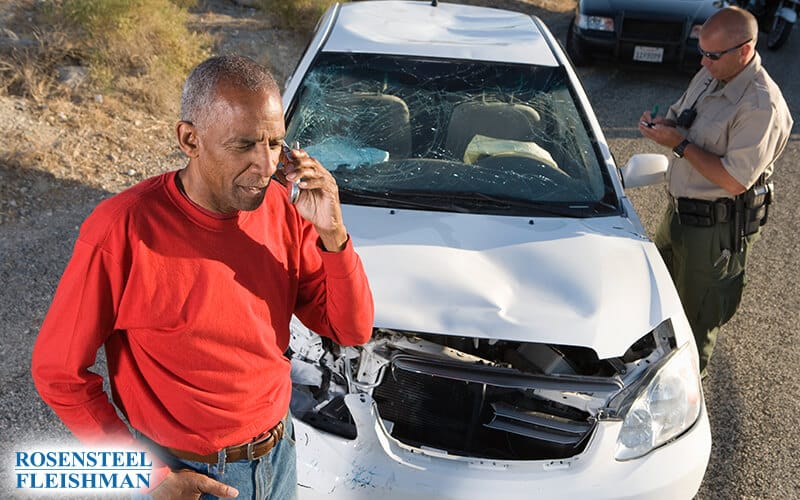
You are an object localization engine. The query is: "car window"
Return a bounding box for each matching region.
[286,53,618,217]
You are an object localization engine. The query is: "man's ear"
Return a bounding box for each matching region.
[176,121,200,158]
[741,42,755,63]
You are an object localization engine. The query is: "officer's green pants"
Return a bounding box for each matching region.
[654,208,758,376]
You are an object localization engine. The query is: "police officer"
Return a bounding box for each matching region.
[638,6,792,377]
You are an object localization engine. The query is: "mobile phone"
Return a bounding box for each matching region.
[280,141,301,204]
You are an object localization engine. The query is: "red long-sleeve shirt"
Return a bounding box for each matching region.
[32,171,373,457]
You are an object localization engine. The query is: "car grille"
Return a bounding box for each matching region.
[372,363,595,460]
[621,18,685,43]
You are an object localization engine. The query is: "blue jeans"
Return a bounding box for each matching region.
[133,416,297,500]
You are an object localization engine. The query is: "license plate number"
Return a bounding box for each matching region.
[633,45,664,63]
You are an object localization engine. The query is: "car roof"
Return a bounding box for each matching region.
[323,0,559,67]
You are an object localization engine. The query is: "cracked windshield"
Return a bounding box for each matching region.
[286,53,618,216]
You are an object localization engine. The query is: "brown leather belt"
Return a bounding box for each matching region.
[166,419,285,464]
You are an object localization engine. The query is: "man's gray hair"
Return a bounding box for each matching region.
[180,55,279,127]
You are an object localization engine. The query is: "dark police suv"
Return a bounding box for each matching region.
[566,0,726,69]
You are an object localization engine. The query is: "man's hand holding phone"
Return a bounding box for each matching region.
[276,140,348,252]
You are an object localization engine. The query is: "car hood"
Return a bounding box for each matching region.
[343,206,686,359]
[583,0,719,19]
[324,1,558,66]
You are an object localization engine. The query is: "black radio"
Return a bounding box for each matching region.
[675,78,712,129]
[675,108,698,128]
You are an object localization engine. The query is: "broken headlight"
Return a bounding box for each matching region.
[614,339,702,460]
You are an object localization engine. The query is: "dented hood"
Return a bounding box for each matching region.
[343,205,686,359]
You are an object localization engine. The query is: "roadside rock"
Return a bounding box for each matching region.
[56,66,89,89]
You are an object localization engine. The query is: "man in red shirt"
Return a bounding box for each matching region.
[31,55,374,499]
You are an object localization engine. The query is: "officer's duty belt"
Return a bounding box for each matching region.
[671,196,733,227]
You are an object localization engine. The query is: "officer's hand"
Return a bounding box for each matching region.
[638,111,669,127]
[149,469,238,499]
[638,113,684,149]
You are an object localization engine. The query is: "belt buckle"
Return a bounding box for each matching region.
[246,426,276,461]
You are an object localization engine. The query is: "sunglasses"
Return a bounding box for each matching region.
[697,39,751,60]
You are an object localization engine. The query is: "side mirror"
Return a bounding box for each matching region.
[621,153,668,188]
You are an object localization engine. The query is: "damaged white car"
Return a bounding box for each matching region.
[282,1,711,499]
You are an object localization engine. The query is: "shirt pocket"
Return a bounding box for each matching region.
[693,120,727,157]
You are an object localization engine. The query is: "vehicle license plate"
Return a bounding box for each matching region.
[633,45,664,63]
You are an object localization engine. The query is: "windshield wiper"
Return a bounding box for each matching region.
[339,188,617,217]
[338,187,470,212]
[558,200,619,216]
[398,190,611,217]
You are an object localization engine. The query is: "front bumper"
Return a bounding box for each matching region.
[295,393,711,500]
[572,26,701,68]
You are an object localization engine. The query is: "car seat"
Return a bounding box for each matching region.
[444,100,542,161]
[330,92,413,159]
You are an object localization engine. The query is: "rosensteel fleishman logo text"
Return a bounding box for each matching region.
[14,449,152,491]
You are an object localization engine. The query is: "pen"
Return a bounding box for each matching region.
[651,104,659,119]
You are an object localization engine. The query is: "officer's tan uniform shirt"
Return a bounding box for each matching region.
[665,52,792,200]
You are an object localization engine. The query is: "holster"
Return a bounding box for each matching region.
[732,179,773,252]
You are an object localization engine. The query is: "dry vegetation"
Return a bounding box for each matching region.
[0,0,334,111]
[256,0,335,28]
[0,0,335,224]
[2,0,209,114]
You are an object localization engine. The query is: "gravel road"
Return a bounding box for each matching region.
[1,1,798,498]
